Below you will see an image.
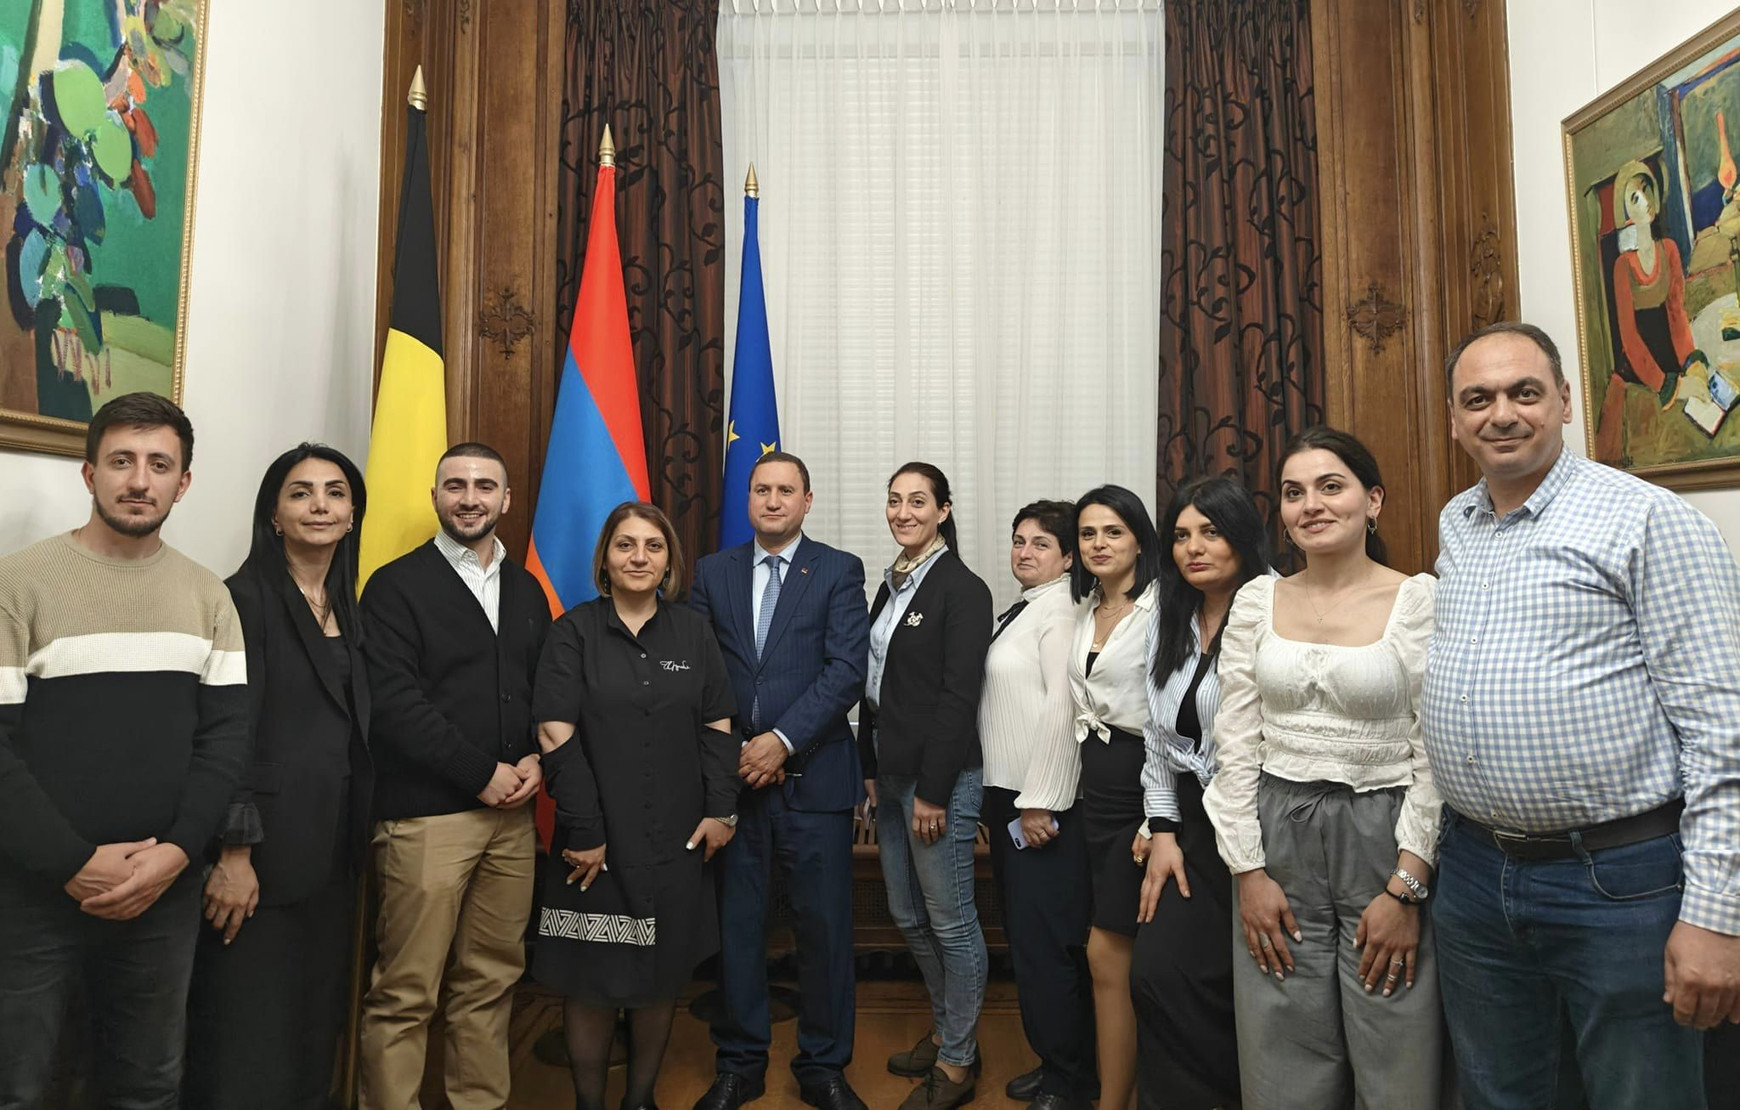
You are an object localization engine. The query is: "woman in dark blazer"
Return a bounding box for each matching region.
[184,443,373,1110]
[861,462,994,1110]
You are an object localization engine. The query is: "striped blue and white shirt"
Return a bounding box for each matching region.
[1141,608,1221,824]
[1424,449,1740,934]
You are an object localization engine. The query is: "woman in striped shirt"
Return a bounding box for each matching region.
[1131,476,1272,1109]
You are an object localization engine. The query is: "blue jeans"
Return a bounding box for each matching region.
[876,769,988,1069]
[1433,816,1705,1110]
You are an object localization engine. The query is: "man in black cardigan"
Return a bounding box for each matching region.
[358,443,552,1110]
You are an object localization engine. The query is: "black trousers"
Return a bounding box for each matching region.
[184,876,356,1110]
[1131,775,1239,1110]
[0,870,202,1110]
[984,786,1096,1099]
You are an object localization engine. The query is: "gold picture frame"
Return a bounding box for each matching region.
[1563,7,1740,490]
[0,0,208,456]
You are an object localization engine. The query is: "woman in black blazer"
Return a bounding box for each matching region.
[184,444,373,1110]
[861,462,994,1110]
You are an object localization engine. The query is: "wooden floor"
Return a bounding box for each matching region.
[507,978,1041,1110]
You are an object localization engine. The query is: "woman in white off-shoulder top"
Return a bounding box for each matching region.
[1202,427,1447,1109]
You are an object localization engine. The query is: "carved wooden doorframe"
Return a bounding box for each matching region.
[1313,0,1518,572]
[376,0,565,560]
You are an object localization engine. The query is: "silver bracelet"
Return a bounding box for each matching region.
[1392,866,1429,901]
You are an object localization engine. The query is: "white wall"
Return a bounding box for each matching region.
[0,0,385,573]
[1507,0,1740,551]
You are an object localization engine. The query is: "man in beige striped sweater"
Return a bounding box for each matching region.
[0,393,248,1109]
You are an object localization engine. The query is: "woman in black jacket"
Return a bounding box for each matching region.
[184,443,372,1110]
[861,462,994,1110]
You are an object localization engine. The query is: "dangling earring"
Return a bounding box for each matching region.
[1366,517,1379,535]
[273,523,283,537]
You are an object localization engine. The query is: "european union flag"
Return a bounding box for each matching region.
[720,176,780,548]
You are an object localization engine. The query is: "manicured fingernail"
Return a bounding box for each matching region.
[686,841,696,850]
[1383,988,1392,997]
[1293,931,1303,942]
[579,883,589,892]
[1366,983,1374,993]
[1275,972,1285,981]
[566,876,575,885]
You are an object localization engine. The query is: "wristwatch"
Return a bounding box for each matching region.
[1391,866,1430,901]
[714,814,739,828]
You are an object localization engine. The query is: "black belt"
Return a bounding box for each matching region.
[1457,799,1684,861]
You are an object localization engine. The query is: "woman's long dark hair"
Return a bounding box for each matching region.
[1070,484,1162,603]
[241,443,368,639]
[888,461,959,551]
[1153,477,1270,679]
[1275,425,1389,565]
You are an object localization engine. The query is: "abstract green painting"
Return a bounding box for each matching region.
[0,0,205,455]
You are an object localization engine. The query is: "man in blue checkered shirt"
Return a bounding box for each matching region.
[1424,322,1740,1109]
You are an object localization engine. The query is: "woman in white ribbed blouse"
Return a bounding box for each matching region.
[1202,427,1446,1109]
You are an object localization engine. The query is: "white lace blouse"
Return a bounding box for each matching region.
[1202,572,1443,873]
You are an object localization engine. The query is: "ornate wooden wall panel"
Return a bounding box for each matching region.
[377,0,563,559]
[1313,0,1518,572]
[377,0,1519,573]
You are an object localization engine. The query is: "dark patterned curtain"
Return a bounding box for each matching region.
[557,0,727,565]
[1157,0,1323,521]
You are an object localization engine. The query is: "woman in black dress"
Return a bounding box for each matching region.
[185,443,372,1109]
[1131,476,1271,1109]
[532,501,739,1110]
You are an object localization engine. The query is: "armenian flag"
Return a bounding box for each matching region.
[526,124,649,615]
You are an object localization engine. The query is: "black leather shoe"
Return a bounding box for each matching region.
[1029,1095,1092,1110]
[1005,1066,1043,1101]
[693,1073,764,1110]
[798,1074,869,1110]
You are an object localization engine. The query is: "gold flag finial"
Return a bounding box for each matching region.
[407,65,427,111]
[745,163,759,198]
[599,124,615,168]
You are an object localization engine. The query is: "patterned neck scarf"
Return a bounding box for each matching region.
[889,535,947,591]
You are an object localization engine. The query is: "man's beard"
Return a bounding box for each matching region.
[439,506,500,544]
[94,496,169,538]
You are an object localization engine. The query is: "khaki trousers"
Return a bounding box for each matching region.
[360,806,535,1110]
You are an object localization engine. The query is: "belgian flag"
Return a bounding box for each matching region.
[359,66,447,592]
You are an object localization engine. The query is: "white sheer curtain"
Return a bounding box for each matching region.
[718,0,1163,606]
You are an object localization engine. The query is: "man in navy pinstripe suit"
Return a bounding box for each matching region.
[690,452,871,1110]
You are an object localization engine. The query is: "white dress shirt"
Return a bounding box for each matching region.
[434,530,506,631]
[1068,580,1159,744]
[979,575,1081,811]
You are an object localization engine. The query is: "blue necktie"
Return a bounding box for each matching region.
[752,554,783,728]
[755,554,784,657]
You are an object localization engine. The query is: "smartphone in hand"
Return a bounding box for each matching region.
[1007,815,1060,850]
